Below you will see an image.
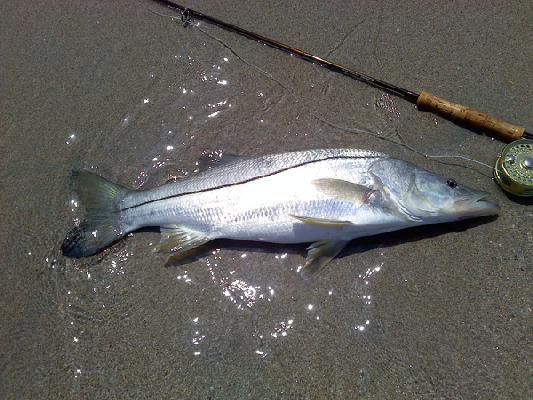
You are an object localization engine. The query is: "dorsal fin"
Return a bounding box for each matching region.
[196,150,252,172]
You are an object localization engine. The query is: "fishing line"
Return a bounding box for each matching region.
[424,155,492,170]
[150,2,532,196]
[150,9,294,94]
[151,0,531,143]
[314,116,493,177]
[150,7,492,177]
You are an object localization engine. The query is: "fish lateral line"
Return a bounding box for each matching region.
[122,154,383,211]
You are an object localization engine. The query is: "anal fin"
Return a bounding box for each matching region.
[302,240,349,278]
[154,225,209,261]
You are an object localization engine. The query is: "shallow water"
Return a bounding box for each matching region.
[2,1,531,399]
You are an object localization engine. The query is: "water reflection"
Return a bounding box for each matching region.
[176,271,192,284]
[270,319,294,338]
[65,132,77,145]
[53,32,393,380]
[206,250,276,311]
[353,260,384,334]
[192,245,387,360]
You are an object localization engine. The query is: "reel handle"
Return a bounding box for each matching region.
[417,91,525,142]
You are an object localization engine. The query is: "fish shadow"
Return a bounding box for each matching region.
[163,239,308,268]
[339,215,498,260]
[502,192,533,206]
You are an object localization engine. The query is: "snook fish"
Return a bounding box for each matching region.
[62,149,498,276]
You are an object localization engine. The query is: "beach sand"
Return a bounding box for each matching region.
[1,1,531,398]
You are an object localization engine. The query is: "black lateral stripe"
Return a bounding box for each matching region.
[125,155,380,210]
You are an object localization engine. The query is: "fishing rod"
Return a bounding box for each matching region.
[151,0,533,197]
[152,0,531,143]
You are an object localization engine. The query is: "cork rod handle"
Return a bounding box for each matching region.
[416,91,525,142]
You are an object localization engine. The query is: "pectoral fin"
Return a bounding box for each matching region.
[290,215,353,227]
[302,240,349,278]
[312,178,375,205]
[154,225,209,260]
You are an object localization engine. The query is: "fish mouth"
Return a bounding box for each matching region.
[458,192,500,217]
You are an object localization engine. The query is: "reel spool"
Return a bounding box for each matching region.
[494,139,533,197]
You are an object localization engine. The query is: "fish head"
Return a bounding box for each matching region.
[370,159,499,222]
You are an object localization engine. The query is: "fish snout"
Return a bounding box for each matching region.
[457,191,499,217]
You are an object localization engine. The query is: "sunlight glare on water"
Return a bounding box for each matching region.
[53,33,394,382]
[171,244,389,360]
[3,1,528,397]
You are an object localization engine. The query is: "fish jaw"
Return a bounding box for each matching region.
[452,192,500,220]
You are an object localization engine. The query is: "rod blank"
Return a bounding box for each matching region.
[152,0,531,142]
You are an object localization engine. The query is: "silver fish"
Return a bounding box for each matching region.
[62,149,498,276]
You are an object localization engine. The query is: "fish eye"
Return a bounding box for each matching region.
[447,179,457,188]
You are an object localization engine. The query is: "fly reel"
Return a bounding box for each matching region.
[494,139,533,197]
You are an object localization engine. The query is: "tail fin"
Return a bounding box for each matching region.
[62,170,131,258]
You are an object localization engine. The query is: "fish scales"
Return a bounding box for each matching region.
[121,156,383,240]
[122,149,386,209]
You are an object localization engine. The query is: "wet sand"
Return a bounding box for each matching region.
[1,1,531,398]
